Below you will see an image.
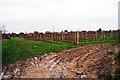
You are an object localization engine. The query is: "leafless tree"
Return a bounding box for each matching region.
[0,24,7,34]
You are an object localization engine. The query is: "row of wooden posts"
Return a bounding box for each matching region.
[25,30,119,44]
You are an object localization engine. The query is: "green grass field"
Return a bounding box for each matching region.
[2,38,75,66]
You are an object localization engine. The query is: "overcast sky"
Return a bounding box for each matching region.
[0,0,119,33]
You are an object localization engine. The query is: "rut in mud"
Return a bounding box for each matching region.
[1,43,120,78]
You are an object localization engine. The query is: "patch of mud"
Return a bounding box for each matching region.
[1,43,120,79]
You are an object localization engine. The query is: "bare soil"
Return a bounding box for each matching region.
[2,39,8,42]
[1,43,120,79]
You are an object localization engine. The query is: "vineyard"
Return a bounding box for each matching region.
[24,30,119,44]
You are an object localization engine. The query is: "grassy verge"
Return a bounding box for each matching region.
[2,38,75,66]
[79,38,119,46]
[48,40,74,45]
[48,37,119,46]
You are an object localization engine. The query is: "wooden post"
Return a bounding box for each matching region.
[102,31,104,39]
[62,32,64,44]
[39,34,41,41]
[77,31,79,44]
[74,32,76,44]
[101,31,103,39]
[81,32,83,42]
[86,31,87,42]
[104,31,106,39]
[88,31,90,42]
[52,33,53,43]
[110,30,113,39]
[96,31,98,40]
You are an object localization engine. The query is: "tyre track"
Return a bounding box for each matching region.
[1,43,120,78]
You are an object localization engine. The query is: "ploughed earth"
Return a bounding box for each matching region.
[1,43,120,79]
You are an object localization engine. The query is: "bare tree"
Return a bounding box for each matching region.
[0,24,7,34]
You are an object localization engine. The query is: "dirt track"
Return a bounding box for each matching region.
[1,43,120,79]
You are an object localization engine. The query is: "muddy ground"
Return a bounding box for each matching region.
[1,43,120,79]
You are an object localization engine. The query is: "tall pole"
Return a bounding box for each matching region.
[53,25,54,33]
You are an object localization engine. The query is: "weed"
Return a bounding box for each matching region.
[81,65,83,67]
[109,52,115,55]
[114,68,120,80]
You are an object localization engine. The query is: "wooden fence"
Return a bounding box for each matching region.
[24,30,119,44]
